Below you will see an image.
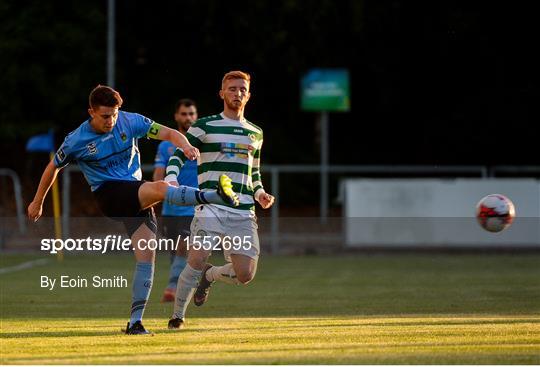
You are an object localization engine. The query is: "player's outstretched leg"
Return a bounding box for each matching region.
[216,174,240,206]
[164,174,239,208]
[138,175,239,210]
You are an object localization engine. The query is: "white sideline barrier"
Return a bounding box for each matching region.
[344,179,540,247]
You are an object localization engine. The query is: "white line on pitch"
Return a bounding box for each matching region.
[0,259,50,275]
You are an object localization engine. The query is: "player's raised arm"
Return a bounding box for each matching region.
[163,147,187,187]
[29,135,74,222]
[162,121,205,187]
[27,160,62,222]
[252,139,275,209]
[147,122,199,160]
[252,141,264,198]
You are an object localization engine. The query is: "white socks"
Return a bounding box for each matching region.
[172,264,202,320]
[206,263,241,285]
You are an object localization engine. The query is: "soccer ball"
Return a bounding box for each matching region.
[476,194,515,233]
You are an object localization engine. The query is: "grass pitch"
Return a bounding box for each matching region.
[1,253,539,364]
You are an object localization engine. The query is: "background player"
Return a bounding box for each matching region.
[153,99,199,302]
[27,85,239,334]
[166,71,275,329]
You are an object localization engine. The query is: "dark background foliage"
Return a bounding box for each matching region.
[1,0,538,172]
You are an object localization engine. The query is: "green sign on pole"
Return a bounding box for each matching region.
[301,69,350,112]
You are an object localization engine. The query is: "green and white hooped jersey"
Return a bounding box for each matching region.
[166,113,264,214]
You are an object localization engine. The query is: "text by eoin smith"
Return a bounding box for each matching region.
[40,275,127,290]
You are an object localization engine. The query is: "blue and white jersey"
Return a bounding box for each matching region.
[54,111,153,191]
[154,140,197,216]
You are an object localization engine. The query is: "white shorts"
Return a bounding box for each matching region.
[189,204,260,262]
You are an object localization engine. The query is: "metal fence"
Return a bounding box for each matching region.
[60,164,501,253]
[2,164,539,252]
[0,168,26,234]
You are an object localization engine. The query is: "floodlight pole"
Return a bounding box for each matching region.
[107,0,116,88]
[320,111,329,224]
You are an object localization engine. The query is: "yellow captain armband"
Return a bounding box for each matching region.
[147,122,163,139]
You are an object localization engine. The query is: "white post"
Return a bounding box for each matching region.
[320,111,329,224]
[270,167,280,254]
[62,167,71,239]
[107,0,115,87]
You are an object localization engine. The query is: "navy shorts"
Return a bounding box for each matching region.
[162,215,193,241]
[162,215,193,259]
[93,180,157,237]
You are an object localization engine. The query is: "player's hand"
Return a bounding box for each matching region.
[184,145,200,161]
[27,200,43,222]
[257,192,275,209]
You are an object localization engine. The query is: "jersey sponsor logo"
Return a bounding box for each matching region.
[56,148,66,162]
[221,143,251,158]
[86,142,98,155]
[105,151,131,169]
[234,128,244,133]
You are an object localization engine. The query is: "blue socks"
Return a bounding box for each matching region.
[130,262,154,327]
[165,186,224,206]
[167,256,187,290]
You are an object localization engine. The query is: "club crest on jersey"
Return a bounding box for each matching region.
[248,133,257,142]
[120,132,127,142]
[86,142,98,155]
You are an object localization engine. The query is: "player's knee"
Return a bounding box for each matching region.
[236,270,255,285]
[187,253,208,271]
[140,180,169,203]
[153,180,170,198]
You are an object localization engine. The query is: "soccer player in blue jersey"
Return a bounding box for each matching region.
[27,85,239,335]
[153,99,198,302]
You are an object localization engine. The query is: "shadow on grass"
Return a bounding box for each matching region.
[2,316,538,339]
[1,329,125,338]
[4,341,540,364]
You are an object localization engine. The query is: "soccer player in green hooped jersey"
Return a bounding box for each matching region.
[27,85,239,335]
[166,71,275,330]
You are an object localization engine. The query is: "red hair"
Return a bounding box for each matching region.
[222,71,251,88]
